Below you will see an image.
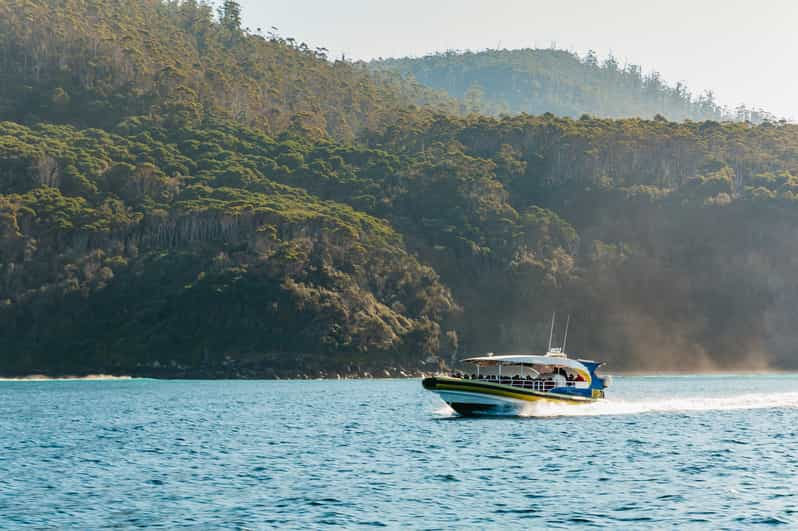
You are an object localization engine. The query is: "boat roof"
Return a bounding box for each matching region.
[461,354,593,369]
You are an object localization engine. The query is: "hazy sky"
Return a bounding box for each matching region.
[240,0,798,119]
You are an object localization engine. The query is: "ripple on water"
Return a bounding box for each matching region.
[1,375,798,528]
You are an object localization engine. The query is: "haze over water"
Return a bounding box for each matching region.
[2,376,797,528]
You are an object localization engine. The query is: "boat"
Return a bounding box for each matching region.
[422,315,611,416]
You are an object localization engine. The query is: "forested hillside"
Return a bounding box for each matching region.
[363,112,798,370]
[0,119,456,376]
[0,0,456,142]
[2,0,798,376]
[371,49,777,123]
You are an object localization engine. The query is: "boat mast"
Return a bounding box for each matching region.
[547,312,556,352]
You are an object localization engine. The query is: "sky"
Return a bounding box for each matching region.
[239,0,798,119]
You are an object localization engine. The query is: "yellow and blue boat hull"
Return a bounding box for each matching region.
[422,376,599,416]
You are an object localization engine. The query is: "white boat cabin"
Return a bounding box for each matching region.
[453,354,592,391]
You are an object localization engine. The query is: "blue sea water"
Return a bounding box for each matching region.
[1,375,797,529]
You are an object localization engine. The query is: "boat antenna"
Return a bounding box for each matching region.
[547,312,556,352]
[562,314,571,352]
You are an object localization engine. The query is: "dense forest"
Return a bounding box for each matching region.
[0,0,457,142]
[371,49,778,123]
[2,0,798,377]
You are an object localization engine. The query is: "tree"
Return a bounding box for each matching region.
[585,49,599,68]
[464,83,485,113]
[220,1,242,33]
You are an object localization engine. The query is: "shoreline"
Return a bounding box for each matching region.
[0,366,437,381]
[610,369,798,376]
[2,369,797,381]
[0,374,135,381]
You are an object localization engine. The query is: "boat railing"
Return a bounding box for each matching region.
[449,375,578,391]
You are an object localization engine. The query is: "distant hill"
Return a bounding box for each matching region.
[371,49,776,123]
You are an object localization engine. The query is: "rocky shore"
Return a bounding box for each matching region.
[1,356,446,380]
[0,369,435,380]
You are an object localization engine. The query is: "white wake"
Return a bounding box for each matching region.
[520,392,798,417]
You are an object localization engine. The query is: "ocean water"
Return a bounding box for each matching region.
[1,376,797,529]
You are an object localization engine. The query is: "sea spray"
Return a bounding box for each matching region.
[519,392,798,418]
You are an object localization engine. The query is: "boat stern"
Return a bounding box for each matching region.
[580,360,611,399]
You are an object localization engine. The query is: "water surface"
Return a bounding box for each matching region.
[1,375,797,528]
